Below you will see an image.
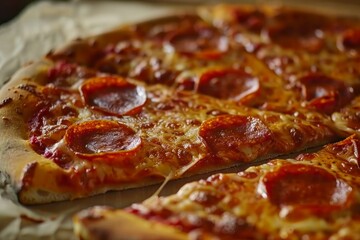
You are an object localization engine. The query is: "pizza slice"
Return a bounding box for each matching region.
[74,135,360,240]
[0,59,336,204]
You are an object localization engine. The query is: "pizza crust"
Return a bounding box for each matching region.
[74,207,187,240]
[0,60,53,202]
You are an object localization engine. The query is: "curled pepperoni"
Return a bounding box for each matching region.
[80,76,146,116]
[299,74,354,114]
[165,25,228,58]
[199,115,273,162]
[64,120,141,159]
[260,164,353,217]
[197,69,260,104]
[339,28,360,51]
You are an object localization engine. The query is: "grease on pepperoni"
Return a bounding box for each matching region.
[197,68,260,104]
[339,28,360,51]
[64,120,141,159]
[134,15,199,41]
[165,24,228,59]
[298,74,354,114]
[199,115,273,162]
[80,76,146,116]
[260,164,353,217]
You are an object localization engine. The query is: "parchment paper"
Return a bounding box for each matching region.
[0,1,359,239]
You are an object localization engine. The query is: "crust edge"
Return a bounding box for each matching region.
[74,206,187,240]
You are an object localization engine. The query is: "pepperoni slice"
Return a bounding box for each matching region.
[197,69,260,104]
[95,41,141,74]
[134,15,199,41]
[260,164,353,217]
[299,74,354,114]
[339,28,360,51]
[199,115,273,162]
[165,25,228,59]
[64,120,141,159]
[232,9,265,32]
[80,76,146,116]
[263,11,326,52]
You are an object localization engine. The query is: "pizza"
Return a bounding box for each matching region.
[0,59,335,204]
[74,135,360,239]
[0,3,359,210]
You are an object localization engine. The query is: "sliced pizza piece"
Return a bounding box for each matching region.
[0,59,337,204]
[74,135,360,240]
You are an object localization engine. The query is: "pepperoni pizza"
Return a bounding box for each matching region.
[0,60,334,204]
[74,135,360,239]
[0,3,359,213]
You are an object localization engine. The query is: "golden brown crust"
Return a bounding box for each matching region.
[0,60,88,203]
[74,207,187,240]
[0,60,53,199]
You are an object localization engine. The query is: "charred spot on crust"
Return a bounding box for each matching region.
[0,97,13,108]
[17,84,43,99]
